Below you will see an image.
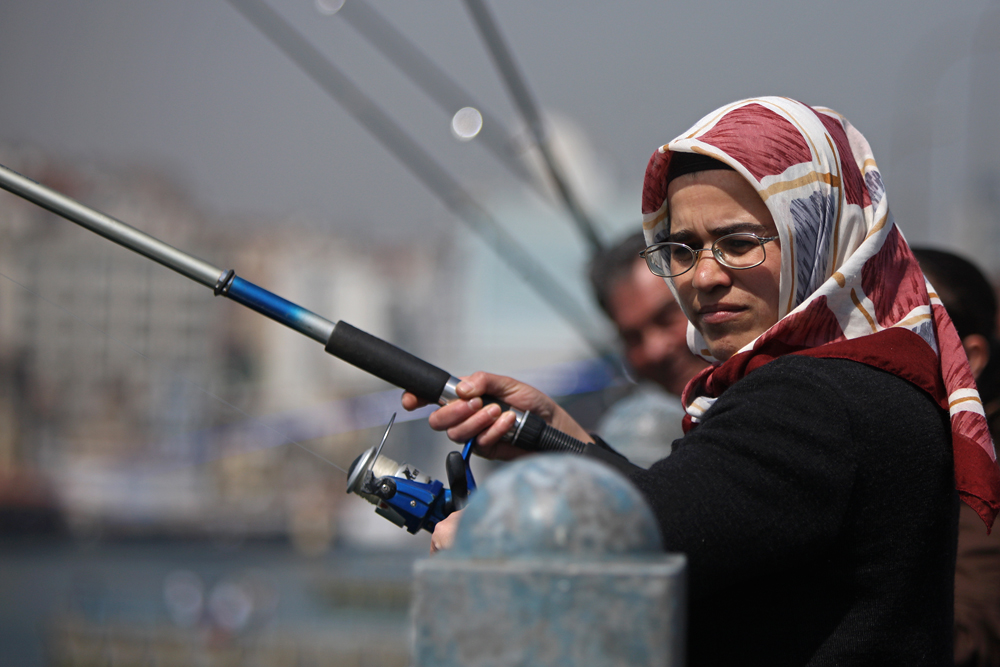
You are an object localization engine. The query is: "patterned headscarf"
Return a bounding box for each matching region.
[641,97,1000,529]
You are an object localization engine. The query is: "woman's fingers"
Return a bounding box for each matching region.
[400,391,429,411]
[427,396,482,429]
[440,401,503,444]
[462,408,516,449]
[401,371,588,457]
[456,371,511,402]
[430,510,462,554]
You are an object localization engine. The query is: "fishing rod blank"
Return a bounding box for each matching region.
[0,162,633,471]
[462,0,604,254]
[337,0,537,189]
[224,0,607,356]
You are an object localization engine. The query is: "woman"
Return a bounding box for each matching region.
[403,97,1000,666]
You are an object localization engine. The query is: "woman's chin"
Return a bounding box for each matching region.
[703,336,752,362]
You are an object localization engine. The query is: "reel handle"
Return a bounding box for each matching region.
[445,451,470,512]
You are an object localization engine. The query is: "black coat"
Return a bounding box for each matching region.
[626,355,958,667]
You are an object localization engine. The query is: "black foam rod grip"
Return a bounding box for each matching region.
[325,321,452,402]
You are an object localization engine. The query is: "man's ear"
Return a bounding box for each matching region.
[963,333,991,380]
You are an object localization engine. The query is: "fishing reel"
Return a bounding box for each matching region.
[346,413,476,534]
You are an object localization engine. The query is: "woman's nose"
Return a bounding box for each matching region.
[689,251,731,291]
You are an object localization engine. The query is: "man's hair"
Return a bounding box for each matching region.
[588,231,649,317]
[912,246,999,406]
[912,248,997,340]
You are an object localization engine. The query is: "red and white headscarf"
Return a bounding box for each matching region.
[641,97,1000,529]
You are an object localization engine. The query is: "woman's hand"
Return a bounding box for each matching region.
[401,371,591,460]
[430,510,462,554]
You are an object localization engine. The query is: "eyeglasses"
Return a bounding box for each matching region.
[639,232,780,278]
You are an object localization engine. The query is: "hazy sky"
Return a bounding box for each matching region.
[1,0,998,264]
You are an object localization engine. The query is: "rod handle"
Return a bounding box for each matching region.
[325,321,451,402]
[513,412,638,474]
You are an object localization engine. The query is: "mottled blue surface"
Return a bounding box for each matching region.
[413,558,686,667]
[412,455,684,667]
[449,454,662,559]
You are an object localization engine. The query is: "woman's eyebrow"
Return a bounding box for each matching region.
[666,229,697,243]
[667,221,768,243]
[713,221,769,236]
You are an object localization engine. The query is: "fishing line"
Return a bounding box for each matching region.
[0,267,349,476]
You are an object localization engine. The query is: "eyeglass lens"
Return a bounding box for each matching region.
[651,233,767,277]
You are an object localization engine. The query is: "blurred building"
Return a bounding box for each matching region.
[0,131,628,549]
[0,145,463,547]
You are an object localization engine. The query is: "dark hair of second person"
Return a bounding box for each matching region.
[912,246,1000,667]
[912,247,999,418]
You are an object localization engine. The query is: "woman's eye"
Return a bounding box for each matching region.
[721,239,755,253]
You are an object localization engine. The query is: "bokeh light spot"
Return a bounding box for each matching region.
[315,0,345,15]
[163,570,204,628]
[209,580,254,633]
[451,107,484,141]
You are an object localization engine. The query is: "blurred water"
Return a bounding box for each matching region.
[0,538,420,666]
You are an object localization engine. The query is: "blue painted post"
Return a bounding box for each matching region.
[410,454,686,666]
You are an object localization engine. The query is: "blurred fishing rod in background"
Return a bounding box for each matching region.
[335,0,605,253]
[461,0,604,253]
[225,0,609,356]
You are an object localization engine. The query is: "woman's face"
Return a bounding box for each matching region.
[666,169,782,361]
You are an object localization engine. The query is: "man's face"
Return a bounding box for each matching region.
[608,259,707,395]
[666,170,782,362]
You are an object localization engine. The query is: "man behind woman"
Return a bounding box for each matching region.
[914,247,1000,667]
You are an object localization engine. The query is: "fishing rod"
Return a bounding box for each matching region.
[462,0,604,254]
[224,0,607,356]
[334,0,608,255]
[0,162,632,472]
[335,0,541,195]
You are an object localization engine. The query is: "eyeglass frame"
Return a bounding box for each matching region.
[638,232,780,278]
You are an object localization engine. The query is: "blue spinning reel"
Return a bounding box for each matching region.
[345,413,477,534]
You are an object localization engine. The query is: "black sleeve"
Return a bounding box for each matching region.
[626,355,859,595]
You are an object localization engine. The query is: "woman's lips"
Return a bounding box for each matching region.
[697,303,746,325]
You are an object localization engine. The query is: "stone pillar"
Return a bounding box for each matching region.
[410,454,686,667]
